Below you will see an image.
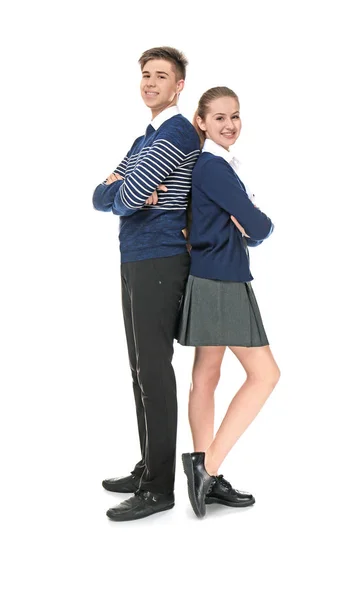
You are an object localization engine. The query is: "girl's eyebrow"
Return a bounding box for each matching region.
[213,111,240,116]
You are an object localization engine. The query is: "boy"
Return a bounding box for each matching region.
[93,47,199,521]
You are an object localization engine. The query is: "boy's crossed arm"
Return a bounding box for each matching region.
[93,130,196,216]
[105,172,167,206]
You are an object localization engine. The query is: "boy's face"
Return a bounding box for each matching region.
[140,59,184,118]
[197,96,242,150]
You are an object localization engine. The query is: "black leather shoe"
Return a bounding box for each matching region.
[206,475,255,507]
[106,490,175,521]
[102,474,140,493]
[181,452,214,518]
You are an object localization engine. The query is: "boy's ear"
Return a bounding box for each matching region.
[177,79,185,94]
[196,115,206,131]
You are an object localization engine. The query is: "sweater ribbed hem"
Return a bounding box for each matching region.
[121,246,188,264]
[190,261,253,283]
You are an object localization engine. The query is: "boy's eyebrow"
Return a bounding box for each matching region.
[142,70,170,76]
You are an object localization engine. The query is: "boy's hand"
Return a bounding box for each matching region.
[105,173,124,185]
[145,184,168,205]
[231,215,250,237]
[181,228,192,254]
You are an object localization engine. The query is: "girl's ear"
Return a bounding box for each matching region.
[196,115,206,131]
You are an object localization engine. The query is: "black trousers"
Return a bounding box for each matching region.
[121,253,190,494]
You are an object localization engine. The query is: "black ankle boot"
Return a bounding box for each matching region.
[181,452,214,518]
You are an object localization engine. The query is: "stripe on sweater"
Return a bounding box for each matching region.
[118,140,198,209]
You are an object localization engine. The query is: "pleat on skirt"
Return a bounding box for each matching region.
[177,275,269,347]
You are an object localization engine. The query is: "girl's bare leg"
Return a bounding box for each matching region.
[188,346,226,454]
[205,346,280,475]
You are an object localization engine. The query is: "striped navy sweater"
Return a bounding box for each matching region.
[93,114,200,262]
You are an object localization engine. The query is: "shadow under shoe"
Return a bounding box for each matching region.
[102,474,140,493]
[206,475,255,507]
[106,490,175,522]
[181,452,214,518]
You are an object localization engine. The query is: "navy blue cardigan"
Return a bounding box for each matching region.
[189,153,274,282]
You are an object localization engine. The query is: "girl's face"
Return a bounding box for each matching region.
[197,96,241,150]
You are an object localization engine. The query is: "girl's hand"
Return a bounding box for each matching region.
[105,173,124,185]
[231,215,250,237]
[145,184,168,205]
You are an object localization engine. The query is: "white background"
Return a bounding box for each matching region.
[1,0,360,598]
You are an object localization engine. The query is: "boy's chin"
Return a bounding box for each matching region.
[143,101,157,108]
[142,96,160,108]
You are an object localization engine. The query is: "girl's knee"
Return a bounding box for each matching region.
[248,363,280,389]
[192,365,221,392]
[270,364,281,388]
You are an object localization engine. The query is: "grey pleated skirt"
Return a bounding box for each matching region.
[177,275,269,347]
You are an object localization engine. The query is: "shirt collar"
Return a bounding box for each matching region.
[202,138,241,172]
[150,105,180,130]
[203,138,256,200]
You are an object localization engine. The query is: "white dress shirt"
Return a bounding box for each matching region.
[150,105,180,130]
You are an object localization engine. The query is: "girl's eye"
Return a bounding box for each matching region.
[216,117,224,121]
[232,115,240,120]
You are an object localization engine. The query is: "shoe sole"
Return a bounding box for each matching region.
[205,497,256,508]
[181,454,204,518]
[106,504,174,521]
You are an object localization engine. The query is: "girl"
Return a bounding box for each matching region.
[179,87,280,518]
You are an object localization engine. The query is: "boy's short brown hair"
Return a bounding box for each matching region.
[138,46,188,81]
